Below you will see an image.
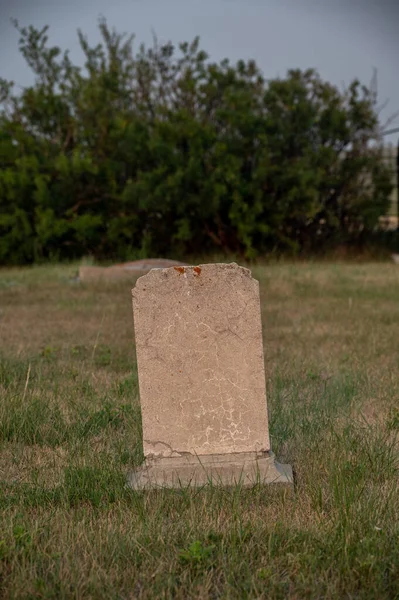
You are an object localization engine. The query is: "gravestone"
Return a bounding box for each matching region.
[127,263,293,489]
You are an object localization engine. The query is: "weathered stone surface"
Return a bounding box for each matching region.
[79,259,188,283]
[129,262,293,489]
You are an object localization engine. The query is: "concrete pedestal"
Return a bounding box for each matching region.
[127,451,293,490]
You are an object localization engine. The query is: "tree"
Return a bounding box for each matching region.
[0,19,393,264]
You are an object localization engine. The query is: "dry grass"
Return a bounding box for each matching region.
[0,261,399,599]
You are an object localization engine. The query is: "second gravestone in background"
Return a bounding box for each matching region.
[128,263,293,489]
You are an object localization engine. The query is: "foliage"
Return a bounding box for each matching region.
[0,19,393,263]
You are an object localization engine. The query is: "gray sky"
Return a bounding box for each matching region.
[0,0,398,142]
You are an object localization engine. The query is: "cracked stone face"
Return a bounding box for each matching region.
[132,263,270,458]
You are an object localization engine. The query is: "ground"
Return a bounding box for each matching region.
[0,261,398,599]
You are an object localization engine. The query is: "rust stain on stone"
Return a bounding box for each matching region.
[193,266,202,276]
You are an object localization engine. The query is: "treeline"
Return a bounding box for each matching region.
[0,19,393,264]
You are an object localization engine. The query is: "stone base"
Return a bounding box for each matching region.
[127,451,293,490]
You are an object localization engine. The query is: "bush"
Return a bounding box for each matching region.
[0,20,393,264]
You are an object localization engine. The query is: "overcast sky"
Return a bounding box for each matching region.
[0,0,398,142]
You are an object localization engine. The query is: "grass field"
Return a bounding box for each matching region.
[0,261,399,599]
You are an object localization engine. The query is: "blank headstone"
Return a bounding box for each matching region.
[128,263,293,489]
